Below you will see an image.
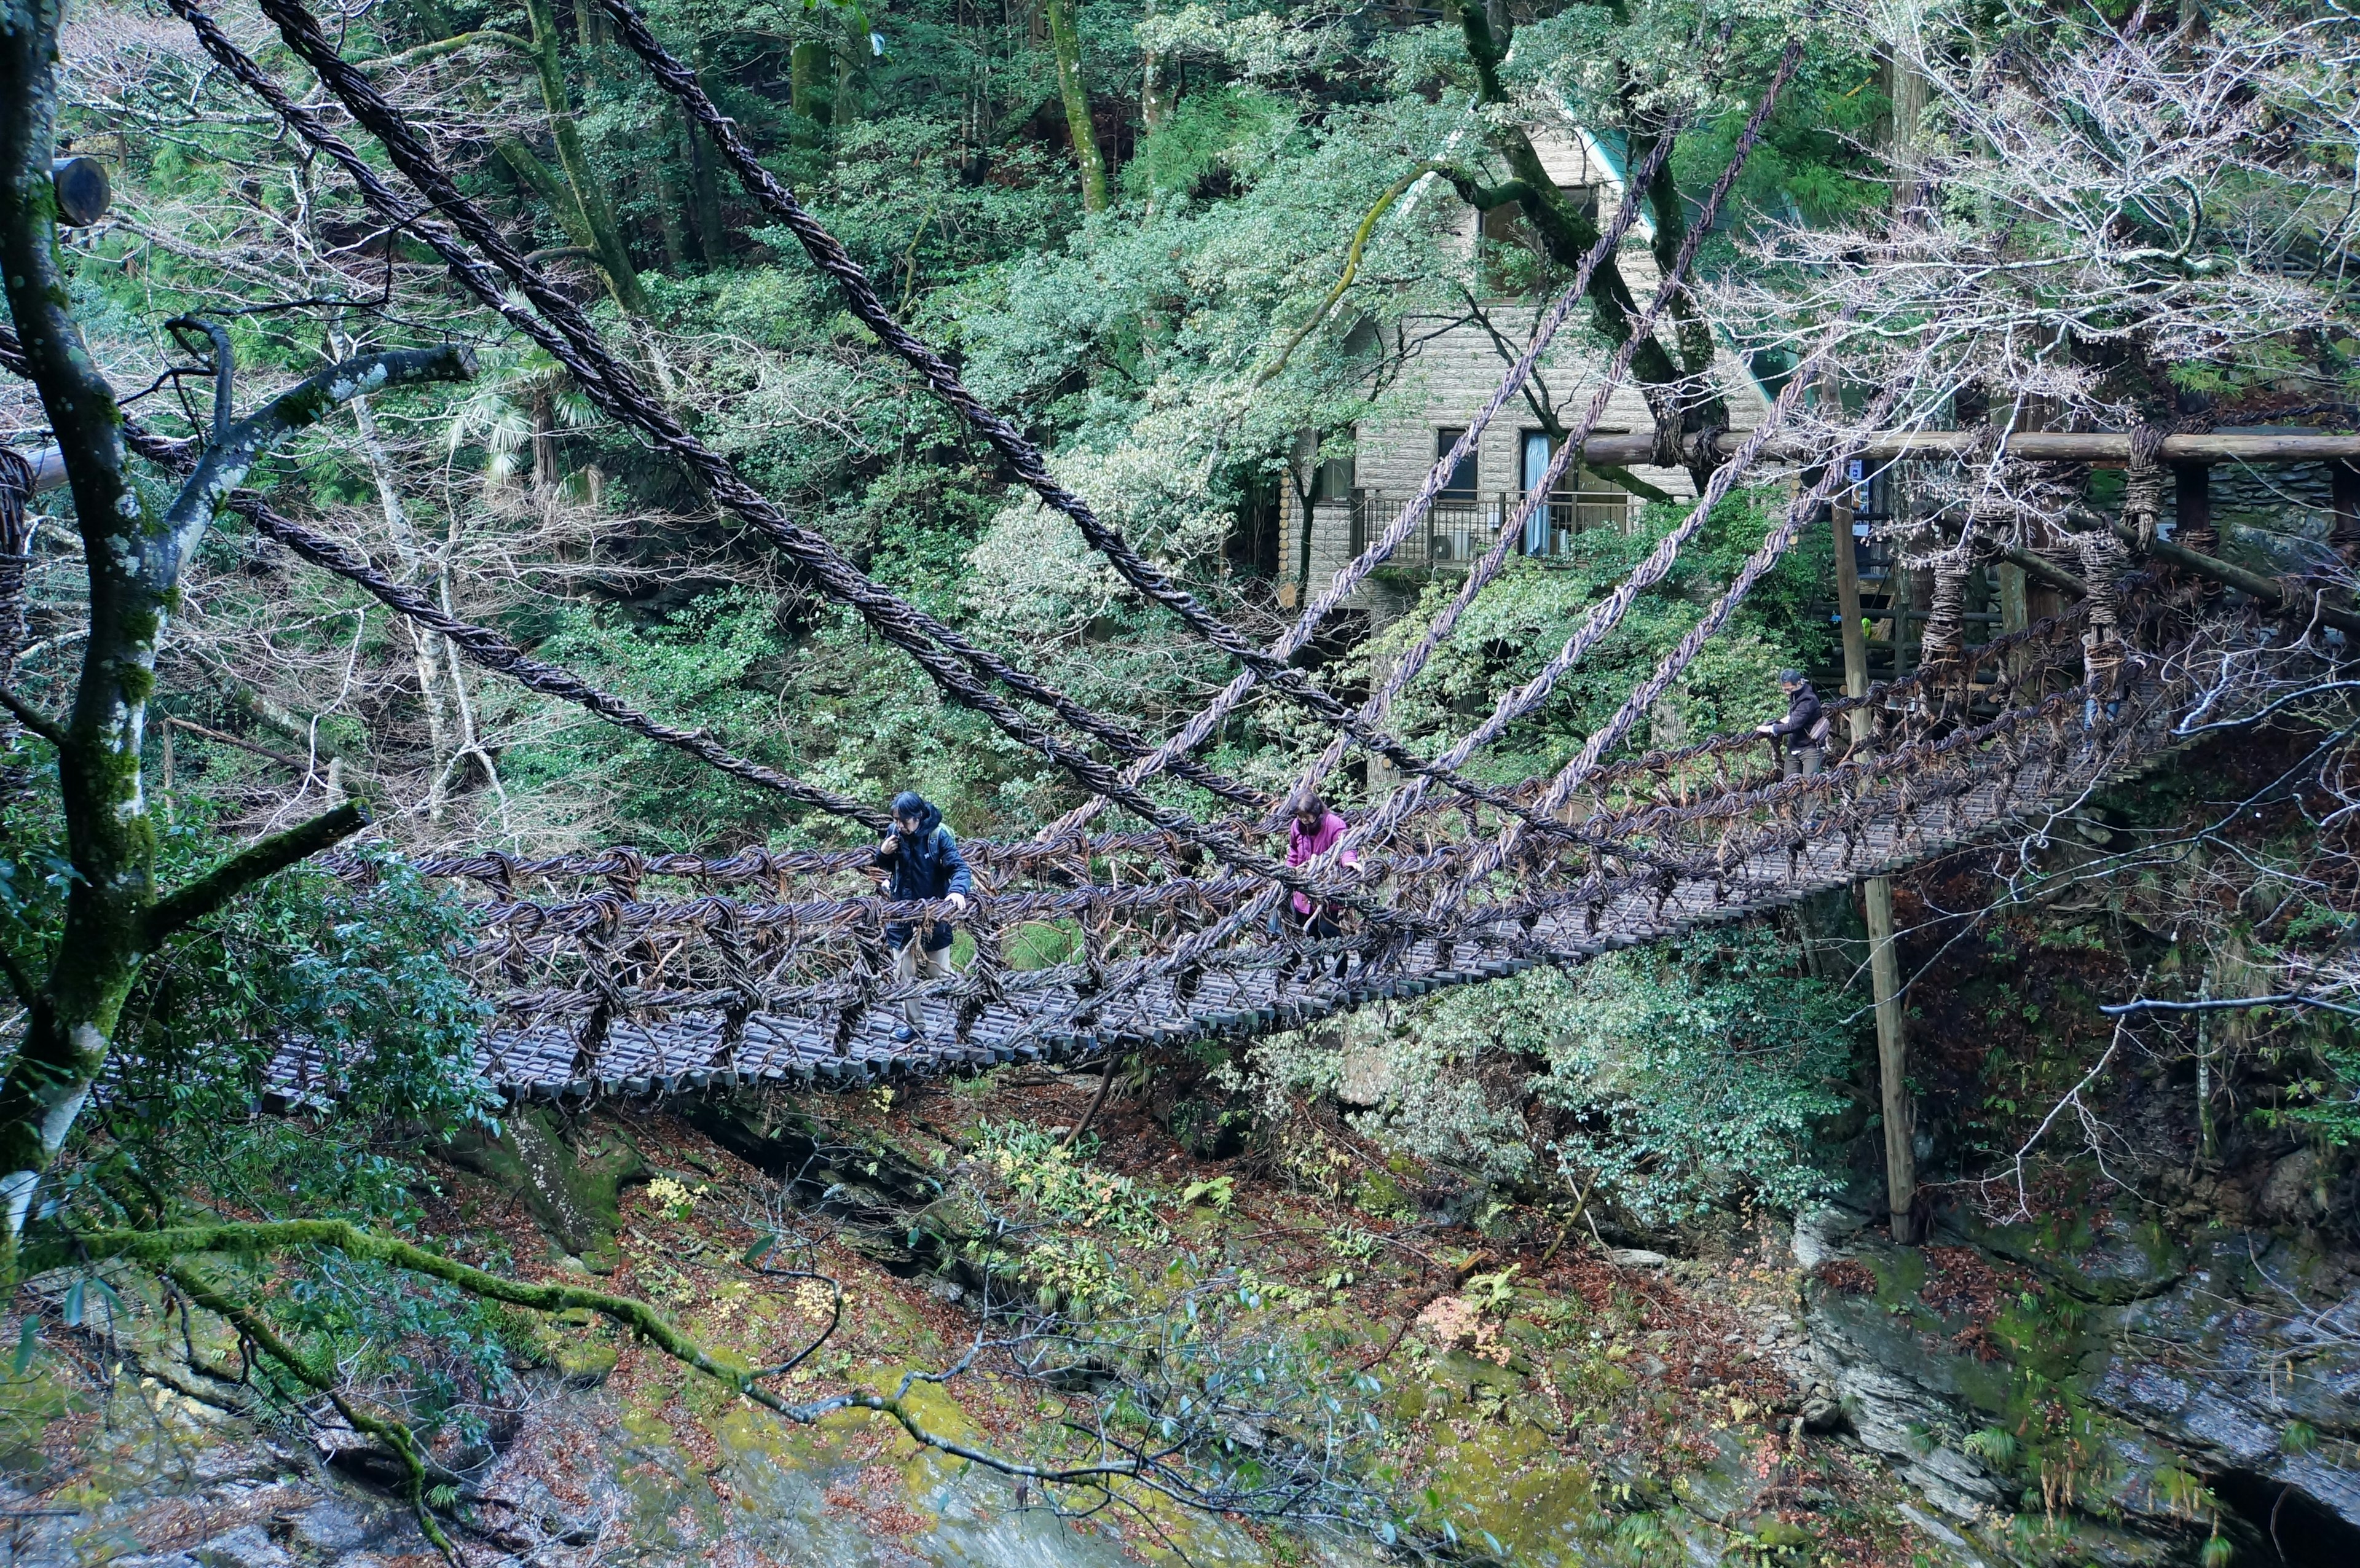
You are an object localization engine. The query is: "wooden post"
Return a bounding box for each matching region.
[1831,473,1871,743]
[1996,563,2029,637]
[1997,561,2029,684]
[2329,461,2359,566]
[1863,875,1919,1244]
[1890,567,1913,681]
[2174,461,2216,557]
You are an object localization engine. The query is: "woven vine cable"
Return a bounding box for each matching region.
[0,444,31,675]
[183,2,1391,923]
[1273,44,1809,828]
[2123,422,2168,545]
[1026,128,1686,846]
[607,0,1811,866]
[1319,310,1850,874]
[603,2,1804,855]
[1916,552,1973,665]
[1431,385,1915,922]
[0,321,889,829]
[1017,580,2123,1043]
[601,0,1600,747]
[170,0,1270,817]
[0,444,33,763]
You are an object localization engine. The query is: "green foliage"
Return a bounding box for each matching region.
[114,849,492,1144]
[1537,928,1853,1221]
[1964,1425,2022,1468]
[1182,1174,1237,1211]
[2261,1040,2360,1148]
[1,774,494,1182]
[269,1250,529,1448]
[972,1121,1167,1242]
[1123,86,1292,201]
[1262,923,1852,1219]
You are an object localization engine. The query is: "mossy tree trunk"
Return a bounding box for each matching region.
[791,39,832,130]
[1141,0,1178,134]
[834,14,868,127]
[683,106,726,264]
[0,0,475,1274]
[519,0,647,315]
[1442,2,1713,435]
[1045,0,1109,211]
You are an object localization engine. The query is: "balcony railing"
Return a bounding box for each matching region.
[1347,488,1631,569]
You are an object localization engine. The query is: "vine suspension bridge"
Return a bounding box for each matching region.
[7,1,2356,1115]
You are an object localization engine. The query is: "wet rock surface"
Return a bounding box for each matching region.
[7,1364,1382,1568]
[1797,1192,2360,1566]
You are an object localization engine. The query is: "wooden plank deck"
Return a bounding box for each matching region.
[254,689,2184,1108]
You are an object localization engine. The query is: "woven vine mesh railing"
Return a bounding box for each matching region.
[262,576,2238,1107]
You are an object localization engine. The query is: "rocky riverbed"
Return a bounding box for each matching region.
[7,1088,2354,1567]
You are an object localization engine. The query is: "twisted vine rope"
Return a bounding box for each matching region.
[0,445,33,766]
[181,0,1396,925]
[10,6,2252,1101]
[0,445,31,680]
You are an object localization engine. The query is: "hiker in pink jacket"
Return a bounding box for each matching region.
[1281,793,1358,978]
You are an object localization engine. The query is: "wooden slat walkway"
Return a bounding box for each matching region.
[256,682,2187,1110]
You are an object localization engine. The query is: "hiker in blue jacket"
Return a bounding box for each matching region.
[871,791,973,1042]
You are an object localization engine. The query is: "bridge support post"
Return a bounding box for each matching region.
[1863,876,1919,1244]
[1996,562,2029,690]
[1831,469,1871,744]
[1822,369,1874,746]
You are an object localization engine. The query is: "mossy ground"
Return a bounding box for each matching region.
[0,1067,2002,1566]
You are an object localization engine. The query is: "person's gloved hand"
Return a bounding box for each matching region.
[947,892,969,914]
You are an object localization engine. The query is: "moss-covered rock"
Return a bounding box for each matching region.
[1800,1196,2360,1566]
[439,1107,647,1269]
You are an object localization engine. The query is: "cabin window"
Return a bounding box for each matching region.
[1311,452,1356,504]
[1519,428,1626,552]
[1435,429,1479,497]
[1521,430,1562,495]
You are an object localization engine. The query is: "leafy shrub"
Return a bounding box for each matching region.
[971,1122,1166,1241]
[1538,929,1853,1221]
[1256,925,1852,1220]
[106,837,496,1149]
